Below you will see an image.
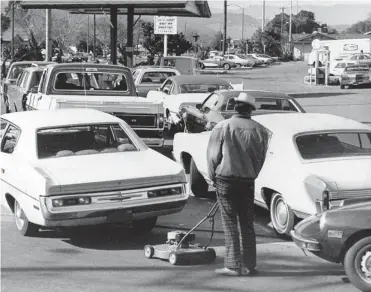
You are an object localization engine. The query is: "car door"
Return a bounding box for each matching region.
[0,122,22,206]
[15,71,30,111]
[193,93,223,133]
[7,73,24,111]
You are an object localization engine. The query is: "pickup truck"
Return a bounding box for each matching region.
[26,63,165,147]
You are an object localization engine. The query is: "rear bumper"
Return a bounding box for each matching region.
[342,79,371,85]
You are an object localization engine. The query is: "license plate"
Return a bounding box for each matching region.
[107,209,133,222]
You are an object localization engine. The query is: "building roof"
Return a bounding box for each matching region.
[21,0,211,18]
[337,33,371,39]
[2,109,121,131]
[253,113,370,135]
[292,31,338,43]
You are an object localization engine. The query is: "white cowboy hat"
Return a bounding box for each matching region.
[234,92,257,110]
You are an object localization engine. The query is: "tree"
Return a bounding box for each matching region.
[210,32,223,50]
[1,13,10,32]
[346,20,371,34]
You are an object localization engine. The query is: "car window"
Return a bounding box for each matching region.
[39,69,48,94]
[7,64,31,80]
[1,119,8,139]
[163,59,176,67]
[161,79,173,94]
[180,83,231,94]
[335,63,346,69]
[21,71,30,88]
[37,123,137,159]
[296,132,371,159]
[202,93,219,111]
[29,71,43,89]
[141,72,176,84]
[54,71,128,92]
[1,125,21,154]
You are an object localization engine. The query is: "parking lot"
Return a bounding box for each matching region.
[1,61,368,292]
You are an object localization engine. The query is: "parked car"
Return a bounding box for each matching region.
[5,66,45,113]
[25,63,165,148]
[2,61,55,111]
[0,109,188,236]
[340,64,371,89]
[132,67,180,97]
[173,113,371,235]
[156,56,201,75]
[344,53,371,67]
[200,57,236,70]
[329,61,356,80]
[247,54,273,65]
[146,75,233,133]
[181,90,306,133]
[223,54,255,67]
[291,199,371,292]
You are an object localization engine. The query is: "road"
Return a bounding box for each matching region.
[1,61,367,292]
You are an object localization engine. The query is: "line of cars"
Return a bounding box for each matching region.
[1,59,370,291]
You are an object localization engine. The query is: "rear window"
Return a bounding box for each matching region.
[141,71,177,84]
[7,64,32,80]
[226,97,297,112]
[54,71,129,92]
[37,123,137,159]
[180,83,231,94]
[296,132,371,159]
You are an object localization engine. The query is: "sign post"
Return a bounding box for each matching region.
[154,16,177,57]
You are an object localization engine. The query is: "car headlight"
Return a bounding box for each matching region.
[319,213,327,230]
[52,196,91,207]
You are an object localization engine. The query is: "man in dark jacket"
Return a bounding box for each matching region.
[207,92,270,276]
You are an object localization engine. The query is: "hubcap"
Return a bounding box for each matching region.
[14,201,25,231]
[145,247,151,257]
[169,254,176,264]
[273,197,288,231]
[361,250,371,279]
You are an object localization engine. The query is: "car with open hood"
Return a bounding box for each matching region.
[0,109,188,236]
[146,75,233,134]
[172,113,371,236]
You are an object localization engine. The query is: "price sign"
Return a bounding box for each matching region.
[154,16,177,35]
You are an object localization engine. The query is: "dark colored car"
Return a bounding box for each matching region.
[291,199,371,292]
[181,90,306,133]
[340,64,371,89]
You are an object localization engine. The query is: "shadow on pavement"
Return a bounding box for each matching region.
[290,92,356,98]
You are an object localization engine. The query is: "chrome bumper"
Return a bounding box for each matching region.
[290,230,321,252]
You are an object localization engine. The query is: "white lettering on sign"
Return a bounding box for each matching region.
[154,16,177,35]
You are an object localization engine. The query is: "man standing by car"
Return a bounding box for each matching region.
[207,92,270,276]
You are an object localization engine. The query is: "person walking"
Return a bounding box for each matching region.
[207,92,270,276]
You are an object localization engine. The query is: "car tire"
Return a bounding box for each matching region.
[340,84,345,89]
[223,63,231,70]
[5,100,11,113]
[235,63,241,68]
[344,236,371,292]
[190,158,208,197]
[270,192,295,236]
[131,217,157,235]
[14,199,39,237]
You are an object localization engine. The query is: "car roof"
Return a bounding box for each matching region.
[170,75,230,85]
[44,63,131,71]
[22,66,46,73]
[253,113,370,135]
[1,109,122,130]
[135,67,180,72]
[10,61,55,66]
[162,56,198,60]
[217,89,291,99]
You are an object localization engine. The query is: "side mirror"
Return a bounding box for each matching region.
[196,104,202,110]
[31,86,38,94]
[163,88,170,95]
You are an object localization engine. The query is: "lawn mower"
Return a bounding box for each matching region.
[144,202,219,265]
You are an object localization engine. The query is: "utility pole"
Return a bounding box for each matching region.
[93,14,96,59]
[262,0,265,31]
[45,9,52,61]
[289,0,292,45]
[11,1,15,60]
[87,15,90,54]
[223,0,227,55]
[280,7,285,54]
[242,6,244,40]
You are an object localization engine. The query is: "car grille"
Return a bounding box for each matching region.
[113,113,156,128]
[329,189,371,200]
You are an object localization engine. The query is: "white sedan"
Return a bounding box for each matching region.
[146,75,233,133]
[1,109,188,236]
[173,113,371,235]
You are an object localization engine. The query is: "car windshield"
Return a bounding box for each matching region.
[345,66,369,72]
[296,132,371,159]
[8,64,32,80]
[237,55,246,59]
[54,70,129,92]
[180,83,231,93]
[37,123,137,159]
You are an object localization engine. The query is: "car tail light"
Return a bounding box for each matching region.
[147,187,182,198]
[158,113,164,128]
[52,197,91,207]
[322,190,330,211]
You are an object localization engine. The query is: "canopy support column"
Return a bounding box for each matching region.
[126,6,134,68]
[110,7,118,64]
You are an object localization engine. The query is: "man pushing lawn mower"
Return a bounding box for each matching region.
[207,92,270,276]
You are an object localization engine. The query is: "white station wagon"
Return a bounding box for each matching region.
[173,113,371,235]
[1,109,188,236]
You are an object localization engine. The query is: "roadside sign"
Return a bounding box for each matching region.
[154,16,177,35]
[312,39,322,50]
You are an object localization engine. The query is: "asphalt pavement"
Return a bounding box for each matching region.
[1,61,368,292]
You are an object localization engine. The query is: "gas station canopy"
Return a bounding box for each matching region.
[20,0,211,67]
[20,0,211,18]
